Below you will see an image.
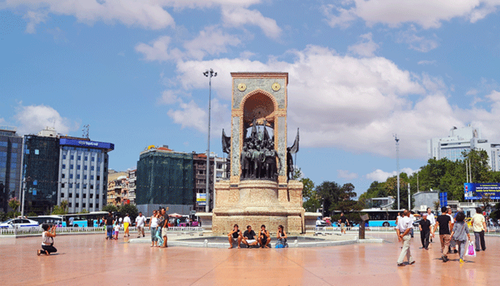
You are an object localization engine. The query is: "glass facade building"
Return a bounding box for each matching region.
[0,127,22,213]
[23,135,60,214]
[136,149,193,205]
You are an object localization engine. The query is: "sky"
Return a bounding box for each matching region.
[1,0,500,197]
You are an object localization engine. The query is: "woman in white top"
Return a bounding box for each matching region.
[149,210,159,247]
[38,223,57,256]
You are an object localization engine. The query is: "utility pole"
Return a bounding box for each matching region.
[408,183,411,210]
[203,68,217,213]
[394,134,400,210]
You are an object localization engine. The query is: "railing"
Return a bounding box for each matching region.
[167,227,203,232]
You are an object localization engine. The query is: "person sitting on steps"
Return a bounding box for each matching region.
[228,224,242,249]
[242,225,259,248]
[258,225,271,248]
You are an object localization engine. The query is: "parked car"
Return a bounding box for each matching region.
[0,218,40,229]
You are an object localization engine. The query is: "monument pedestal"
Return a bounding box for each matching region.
[212,180,304,235]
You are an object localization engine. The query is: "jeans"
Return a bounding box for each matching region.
[156,227,163,245]
[41,244,57,254]
[474,231,486,251]
[397,234,414,264]
[106,225,113,239]
[420,231,429,249]
[457,240,467,260]
[439,234,451,257]
[151,227,157,242]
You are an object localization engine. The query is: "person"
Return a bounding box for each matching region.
[242,225,259,248]
[471,207,487,252]
[258,225,271,248]
[409,212,415,238]
[277,225,288,248]
[38,224,57,256]
[396,212,401,225]
[149,210,159,247]
[123,213,131,237]
[451,211,471,263]
[105,212,114,240]
[447,207,457,254]
[136,212,147,238]
[426,208,436,242]
[433,206,452,262]
[160,207,169,248]
[396,210,415,266]
[418,213,431,250]
[228,224,242,249]
[113,221,120,240]
[339,212,349,235]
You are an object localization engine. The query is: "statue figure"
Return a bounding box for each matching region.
[264,148,280,180]
[240,145,250,178]
[222,129,231,154]
[287,129,299,181]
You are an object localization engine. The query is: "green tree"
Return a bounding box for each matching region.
[80,209,89,214]
[102,204,119,213]
[301,178,320,212]
[315,181,360,216]
[8,197,20,212]
[118,204,139,219]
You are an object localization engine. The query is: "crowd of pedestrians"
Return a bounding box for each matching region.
[396,206,489,266]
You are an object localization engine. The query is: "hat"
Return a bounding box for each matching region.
[422,213,428,217]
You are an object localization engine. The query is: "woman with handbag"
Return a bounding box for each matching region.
[450,212,471,263]
[37,224,57,256]
[276,225,288,248]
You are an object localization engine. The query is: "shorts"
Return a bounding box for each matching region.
[341,223,346,231]
[246,239,256,244]
[162,227,168,237]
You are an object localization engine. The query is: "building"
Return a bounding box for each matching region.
[193,153,228,212]
[0,126,23,213]
[57,136,114,213]
[136,146,194,215]
[127,169,137,205]
[22,128,60,214]
[107,170,128,206]
[412,191,439,212]
[368,196,395,209]
[428,125,500,171]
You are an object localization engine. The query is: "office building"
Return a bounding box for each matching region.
[23,128,60,214]
[57,136,114,213]
[127,169,137,205]
[136,146,194,215]
[428,125,500,171]
[193,153,228,212]
[0,127,22,213]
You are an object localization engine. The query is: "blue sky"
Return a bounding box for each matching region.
[1,1,500,197]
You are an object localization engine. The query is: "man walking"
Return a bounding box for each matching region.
[160,207,169,248]
[396,210,415,266]
[426,208,435,242]
[105,211,114,240]
[418,213,431,250]
[136,212,147,238]
[471,207,487,252]
[433,207,452,262]
[339,212,349,235]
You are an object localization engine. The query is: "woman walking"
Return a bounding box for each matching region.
[149,210,159,247]
[37,224,57,256]
[450,212,471,263]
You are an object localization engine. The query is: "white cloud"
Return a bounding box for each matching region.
[338,170,359,180]
[157,90,180,105]
[184,26,241,60]
[23,10,47,34]
[221,7,282,38]
[13,104,77,135]
[417,60,436,65]
[366,167,416,182]
[167,98,229,133]
[348,33,379,57]
[135,36,183,62]
[397,27,439,52]
[323,0,500,29]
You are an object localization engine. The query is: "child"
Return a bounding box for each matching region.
[114,222,120,240]
[451,211,471,263]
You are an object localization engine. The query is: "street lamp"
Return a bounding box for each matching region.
[394,134,400,210]
[203,68,217,213]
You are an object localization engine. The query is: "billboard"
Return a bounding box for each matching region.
[59,138,114,150]
[464,183,500,200]
[196,193,206,206]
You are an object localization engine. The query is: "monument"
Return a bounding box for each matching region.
[210,72,305,235]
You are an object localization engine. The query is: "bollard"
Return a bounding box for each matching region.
[359,214,368,240]
[204,239,208,248]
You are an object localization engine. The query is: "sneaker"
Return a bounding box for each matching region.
[37,250,41,256]
[443,256,448,262]
[460,259,464,263]
[409,261,416,265]
[397,263,405,267]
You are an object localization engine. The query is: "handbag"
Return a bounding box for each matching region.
[466,241,476,257]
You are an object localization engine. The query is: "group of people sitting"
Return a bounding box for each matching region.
[227,224,288,249]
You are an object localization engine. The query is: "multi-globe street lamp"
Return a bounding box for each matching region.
[203,69,217,213]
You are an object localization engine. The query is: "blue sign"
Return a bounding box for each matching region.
[464,183,500,200]
[439,192,447,207]
[60,138,114,150]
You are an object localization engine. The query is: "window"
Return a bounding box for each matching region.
[83,184,87,189]
[12,143,18,148]
[69,202,72,207]
[0,142,7,147]
[78,155,81,160]
[90,185,94,189]
[77,174,80,179]
[91,157,94,162]
[70,174,73,179]
[96,194,99,199]
[84,166,87,170]
[70,164,74,170]
[25,149,30,154]
[90,203,93,208]
[62,164,66,169]
[75,203,79,208]
[83,193,86,199]
[76,183,80,188]
[85,156,88,161]
[62,174,65,179]
[96,203,99,208]
[76,193,79,198]
[35,149,39,155]
[63,154,66,160]
[82,203,86,208]
[70,155,74,160]
[77,165,80,170]
[90,194,93,199]
[97,167,100,171]
[97,175,100,181]
[61,193,64,198]
[69,183,73,188]
[69,193,73,198]
[84,175,87,180]
[90,175,94,180]
[91,166,94,171]
[61,183,65,188]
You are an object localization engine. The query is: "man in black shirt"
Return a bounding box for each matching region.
[419,214,431,250]
[339,213,349,235]
[433,206,452,262]
[105,212,114,240]
[228,224,242,249]
[242,225,258,248]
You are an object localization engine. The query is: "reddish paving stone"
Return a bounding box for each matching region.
[0,232,498,285]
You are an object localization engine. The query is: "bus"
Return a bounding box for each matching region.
[333,209,402,227]
[62,211,109,227]
[28,215,64,227]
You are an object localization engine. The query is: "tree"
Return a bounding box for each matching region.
[102,204,119,213]
[315,181,361,216]
[301,177,320,212]
[80,209,89,214]
[118,204,139,219]
[8,197,20,212]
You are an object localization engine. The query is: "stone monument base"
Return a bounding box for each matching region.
[211,180,304,235]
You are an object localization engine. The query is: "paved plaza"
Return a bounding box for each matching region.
[1,232,498,285]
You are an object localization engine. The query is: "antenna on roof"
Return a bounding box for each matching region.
[82,124,90,139]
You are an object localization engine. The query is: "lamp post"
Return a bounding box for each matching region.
[394,134,400,210]
[203,69,217,213]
